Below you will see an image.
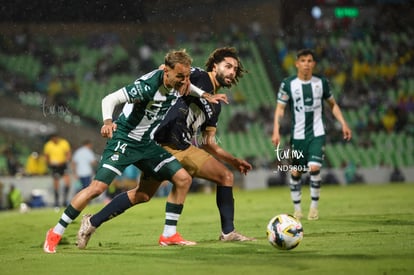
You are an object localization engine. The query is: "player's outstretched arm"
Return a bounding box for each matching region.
[202,93,229,104]
[201,128,252,175]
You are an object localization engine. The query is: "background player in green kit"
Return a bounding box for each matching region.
[43,49,227,253]
[272,49,352,221]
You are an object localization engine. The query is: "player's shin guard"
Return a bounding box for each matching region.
[310,170,321,208]
[90,192,132,228]
[216,186,235,234]
[289,174,302,211]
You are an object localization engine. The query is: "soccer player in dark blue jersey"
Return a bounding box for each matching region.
[77,47,254,248]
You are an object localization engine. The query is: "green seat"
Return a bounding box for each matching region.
[325,145,341,168]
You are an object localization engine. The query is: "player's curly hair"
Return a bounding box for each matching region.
[205,47,246,84]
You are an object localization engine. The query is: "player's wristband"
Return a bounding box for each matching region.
[189,84,206,98]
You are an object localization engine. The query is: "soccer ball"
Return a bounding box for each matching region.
[266,214,304,250]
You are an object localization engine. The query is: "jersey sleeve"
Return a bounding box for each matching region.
[123,80,151,103]
[191,68,218,130]
[201,101,221,131]
[322,77,333,100]
[277,79,290,104]
[190,67,214,93]
[123,69,162,103]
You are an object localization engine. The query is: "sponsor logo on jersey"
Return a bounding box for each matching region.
[200,98,213,117]
[111,154,119,161]
[278,90,289,101]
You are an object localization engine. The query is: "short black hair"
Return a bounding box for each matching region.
[296,49,316,61]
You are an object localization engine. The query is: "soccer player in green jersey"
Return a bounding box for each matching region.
[272,49,352,221]
[43,49,227,253]
[75,48,255,250]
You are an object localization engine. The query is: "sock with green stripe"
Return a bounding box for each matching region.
[162,202,183,237]
[53,204,81,235]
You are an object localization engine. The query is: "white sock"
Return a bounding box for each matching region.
[53,213,73,235]
[53,223,65,235]
[162,225,176,237]
[163,203,182,237]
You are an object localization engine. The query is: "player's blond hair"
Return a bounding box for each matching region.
[164,49,193,68]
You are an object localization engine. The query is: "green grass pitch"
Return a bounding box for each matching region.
[0,182,413,275]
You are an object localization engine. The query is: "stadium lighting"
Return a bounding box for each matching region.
[311,6,322,19]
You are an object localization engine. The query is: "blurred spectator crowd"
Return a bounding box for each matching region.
[0,9,413,174]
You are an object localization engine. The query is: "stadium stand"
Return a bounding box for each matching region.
[0,4,413,175]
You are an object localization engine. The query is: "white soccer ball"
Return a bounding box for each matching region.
[266,213,303,250]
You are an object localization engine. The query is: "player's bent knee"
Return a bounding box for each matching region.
[171,169,192,188]
[217,170,234,186]
[130,192,151,204]
[87,180,108,198]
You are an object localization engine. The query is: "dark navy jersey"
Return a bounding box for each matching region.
[155,67,221,150]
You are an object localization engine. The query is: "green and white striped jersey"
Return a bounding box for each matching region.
[115,69,180,143]
[277,75,333,140]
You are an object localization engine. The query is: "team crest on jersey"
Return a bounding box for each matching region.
[314,85,322,95]
[111,154,119,161]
